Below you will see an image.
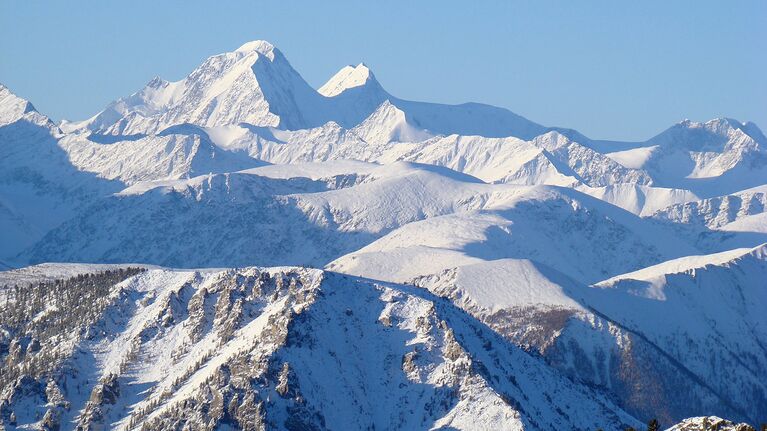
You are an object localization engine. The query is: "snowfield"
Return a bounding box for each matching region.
[1,40,766,430]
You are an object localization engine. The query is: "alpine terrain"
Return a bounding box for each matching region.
[1,41,765,430]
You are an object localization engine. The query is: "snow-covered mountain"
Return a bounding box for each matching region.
[0,266,642,430]
[652,184,767,230]
[20,161,698,284]
[418,245,767,424]
[601,118,767,197]
[75,41,547,141]
[78,41,336,134]
[0,86,120,262]
[587,245,767,424]
[2,39,766,429]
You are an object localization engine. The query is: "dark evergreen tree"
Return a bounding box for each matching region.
[647,419,659,431]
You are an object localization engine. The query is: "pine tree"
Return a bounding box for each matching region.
[647,419,659,431]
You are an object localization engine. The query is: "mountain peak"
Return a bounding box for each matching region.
[0,83,50,127]
[233,40,278,59]
[319,63,381,97]
[665,117,767,149]
[676,117,749,133]
[353,99,433,145]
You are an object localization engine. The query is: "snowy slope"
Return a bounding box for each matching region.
[410,258,758,425]
[603,118,767,197]
[21,169,365,268]
[20,162,696,284]
[578,183,699,216]
[0,266,641,430]
[651,184,767,229]
[0,86,120,262]
[409,248,767,425]
[648,185,767,252]
[0,84,51,128]
[60,125,263,184]
[196,115,654,189]
[0,262,150,287]
[587,244,767,424]
[81,41,336,134]
[328,182,696,284]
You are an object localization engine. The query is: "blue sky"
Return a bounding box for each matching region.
[1,1,764,140]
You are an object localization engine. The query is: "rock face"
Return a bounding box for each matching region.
[0,266,641,430]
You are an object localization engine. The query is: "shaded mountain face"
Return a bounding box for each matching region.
[1,39,766,430]
[0,87,122,261]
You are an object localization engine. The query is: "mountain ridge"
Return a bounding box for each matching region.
[1,39,766,429]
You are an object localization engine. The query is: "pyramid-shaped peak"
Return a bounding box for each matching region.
[0,83,48,127]
[0,83,30,106]
[319,63,381,97]
[354,100,433,145]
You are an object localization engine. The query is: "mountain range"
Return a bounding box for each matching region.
[1,40,765,430]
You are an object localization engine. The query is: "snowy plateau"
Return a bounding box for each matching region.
[0,41,766,431]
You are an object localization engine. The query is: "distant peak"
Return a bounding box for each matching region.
[677,117,743,130]
[0,84,34,115]
[233,40,278,59]
[318,63,381,97]
[365,99,407,122]
[0,83,51,127]
[672,117,764,141]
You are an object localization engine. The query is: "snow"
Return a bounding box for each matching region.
[233,39,276,58]
[240,159,380,180]
[666,416,754,431]
[318,63,375,97]
[605,145,658,169]
[720,211,767,233]
[417,258,583,313]
[578,183,700,216]
[0,262,151,286]
[585,244,767,423]
[0,266,643,430]
[1,39,766,429]
[0,84,37,127]
[596,246,755,287]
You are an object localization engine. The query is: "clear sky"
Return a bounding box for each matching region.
[1,1,764,141]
